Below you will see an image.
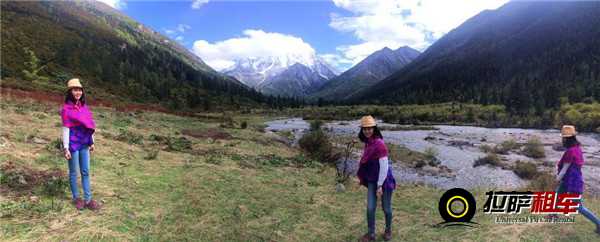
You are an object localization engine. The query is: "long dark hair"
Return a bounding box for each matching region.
[64,88,86,105]
[358,126,383,143]
[562,136,580,148]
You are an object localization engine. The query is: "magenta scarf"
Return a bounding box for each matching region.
[360,137,388,164]
[61,101,96,130]
[557,144,584,167]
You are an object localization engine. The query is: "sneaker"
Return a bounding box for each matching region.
[383,230,392,241]
[73,198,85,210]
[85,199,101,211]
[359,233,375,242]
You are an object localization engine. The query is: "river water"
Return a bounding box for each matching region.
[265,118,600,194]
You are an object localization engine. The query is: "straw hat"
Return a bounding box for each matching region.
[67,78,83,89]
[561,125,577,137]
[360,115,376,128]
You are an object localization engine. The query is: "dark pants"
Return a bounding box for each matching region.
[367,182,393,235]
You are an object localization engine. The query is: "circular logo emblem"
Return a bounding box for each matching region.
[438,188,477,223]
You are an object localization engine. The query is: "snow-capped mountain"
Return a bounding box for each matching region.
[222,54,338,95]
[259,63,330,98]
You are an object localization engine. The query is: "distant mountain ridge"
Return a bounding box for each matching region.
[354,1,600,114]
[311,46,420,101]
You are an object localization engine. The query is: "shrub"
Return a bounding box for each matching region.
[523,137,545,158]
[166,136,193,152]
[42,169,69,197]
[0,161,67,195]
[479,144,495,153]
[494,139,519,154]
[526,172,557,191]
[144,149,159,160]
[46,138,63,153]
[473,153,502,167]
[116,128,143,145]
[309,120,324,131]
[220,116,236,129]
[298,129,340,164]
[512,161,538,179]
[149,134,169,144]
[423,147,440,166]
[241,121,248,129]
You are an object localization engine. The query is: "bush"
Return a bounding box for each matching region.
[42,170,69,197]
[116,128,143,145]
[46,138,63,154]
[309,120,324,131]
[473,153,503,167]
[166,136,193,152]
[220,116,236,129]
[526,172,557,191]
[240,121,248,129]
[494,139,519,154]
[512,161,538,179]
[149,134,169,144]
[144,149,159,160]
[479,144,495,153]
[423,147,440,166]
[0,161,67,195]
[523,137,545,158]
[298,129,340,164]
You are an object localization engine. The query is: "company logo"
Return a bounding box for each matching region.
[437,189,582,227]
[437,188,478,227]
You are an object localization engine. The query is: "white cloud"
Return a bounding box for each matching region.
[176,24,191,33]
[163,24,191,42]
[331,0,508,66]
[191,0,209,9]
[192,29,318,71]
[97,0,126,9]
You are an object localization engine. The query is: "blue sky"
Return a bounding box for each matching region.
[100,0,508,72]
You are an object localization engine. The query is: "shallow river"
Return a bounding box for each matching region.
[265,118,600,194]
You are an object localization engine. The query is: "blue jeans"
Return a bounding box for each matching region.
[557,182,600,227]
[68,146,92,202]
[367,182,393,235]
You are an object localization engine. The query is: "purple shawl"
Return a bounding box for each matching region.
[357,137,396,190]
[61,101,96,130]
[557,144,584,193]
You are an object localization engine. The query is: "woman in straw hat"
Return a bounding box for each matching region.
[556,125,599,234]
[61,78,101,211]
[356,115,396,241]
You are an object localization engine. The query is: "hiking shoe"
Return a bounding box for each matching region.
[85,199,101,211]
[73,198,85,210]
[359,233,375,242]
[383,230,392,241]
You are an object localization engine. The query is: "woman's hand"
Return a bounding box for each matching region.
[64,149,71,160]
[377,186,383,197]
[89,144,95,152]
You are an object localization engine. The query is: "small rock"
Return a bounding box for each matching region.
[335,183,346,193]
[32,137,49,144]
[18,175,27,185]
[29,196,40,203]
[422,165,440,175]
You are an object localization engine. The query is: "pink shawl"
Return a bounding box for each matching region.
[360,137,388,164]
[557,144,584,167]
[60,101,96,131]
